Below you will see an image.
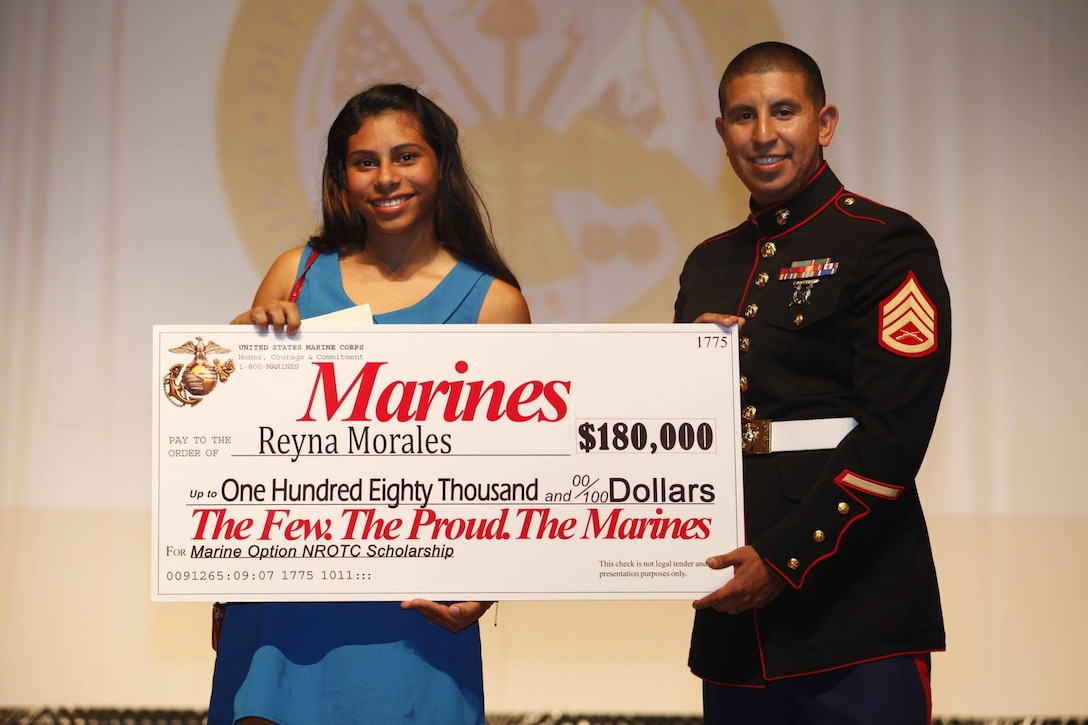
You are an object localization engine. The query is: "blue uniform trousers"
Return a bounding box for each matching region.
[702,654,932,725]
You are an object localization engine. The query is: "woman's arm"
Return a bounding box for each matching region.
[230,246,306,333]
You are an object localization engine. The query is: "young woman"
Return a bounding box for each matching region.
[211,83,530,725]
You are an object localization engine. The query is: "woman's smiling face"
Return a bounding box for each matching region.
[345,111,442,242]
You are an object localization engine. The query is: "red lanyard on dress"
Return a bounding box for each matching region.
[288,248,321,303]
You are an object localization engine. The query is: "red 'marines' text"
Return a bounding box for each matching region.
[298,360,571,423]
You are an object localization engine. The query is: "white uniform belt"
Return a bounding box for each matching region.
[741,417,858,455]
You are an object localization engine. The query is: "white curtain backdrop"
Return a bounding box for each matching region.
[2,0,1086,717]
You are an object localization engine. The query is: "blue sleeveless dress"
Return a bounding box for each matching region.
[208,246,495,725]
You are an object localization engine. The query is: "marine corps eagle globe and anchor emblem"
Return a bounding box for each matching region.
[162,337,236,407]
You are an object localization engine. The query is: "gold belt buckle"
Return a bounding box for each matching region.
[741,420,771,455]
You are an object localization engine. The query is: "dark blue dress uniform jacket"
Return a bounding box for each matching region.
[674,163,950,684]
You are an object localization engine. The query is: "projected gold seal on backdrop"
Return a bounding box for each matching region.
[217,0,779,322]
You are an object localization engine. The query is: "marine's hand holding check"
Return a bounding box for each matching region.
[693,545,787,615]
[692,312,745,328]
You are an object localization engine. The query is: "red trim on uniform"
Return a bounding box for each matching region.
[753,647,945,683]
[740,193,842,313]
[751,612,946,683]
[762,485,871,589]
[751,161,831,225]
[834,192,889,224]
[755,595,941,683]
[728,163,852,317]
[693,225,746,250]
[914,652,934,723]
[834,189,921,227]
[754,610,771,682]
[715,601,945,693]
[835,469,905,500]
[748,164,842,241]
[764,191,841,242]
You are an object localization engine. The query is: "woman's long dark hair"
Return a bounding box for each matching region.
[310,83,520,289]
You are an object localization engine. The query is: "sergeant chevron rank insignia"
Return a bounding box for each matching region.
[879,272,938,357]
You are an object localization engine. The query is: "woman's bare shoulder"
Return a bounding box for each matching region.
[252,245,309,305]
[478,278,531,324]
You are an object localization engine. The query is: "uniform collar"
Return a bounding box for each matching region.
[748,163,844,238]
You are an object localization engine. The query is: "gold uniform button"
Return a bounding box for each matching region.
[739,375,749,392]
[755,272,770,288]
[813,530,826,543]
[843,196,856,206]
[761,241,777,258]
[744,303,759,318]
[742,405,757,421]
[739,336,750,352]
[787,558,800,570]
[837,502,850,515]
[793,314,804,326]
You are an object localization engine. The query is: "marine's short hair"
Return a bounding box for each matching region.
[718,41,826,114]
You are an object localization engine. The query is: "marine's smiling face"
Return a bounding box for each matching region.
[716,70,838,207]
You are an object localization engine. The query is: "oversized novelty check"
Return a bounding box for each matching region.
[152,324,743,602]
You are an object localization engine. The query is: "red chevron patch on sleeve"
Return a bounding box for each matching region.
[879,271,937,357]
